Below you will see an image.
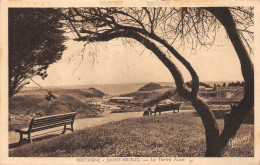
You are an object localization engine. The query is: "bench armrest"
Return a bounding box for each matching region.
[15,129,28,134]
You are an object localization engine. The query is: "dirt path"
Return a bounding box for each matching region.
[75,111,142,130]
[9,111,143,145]
[9,110,196,146]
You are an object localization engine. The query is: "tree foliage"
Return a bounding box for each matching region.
[228,81,245,87]
[9,8,67,97]
[186,81,212,88]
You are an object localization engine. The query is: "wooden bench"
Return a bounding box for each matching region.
[15,112,77,144]
[151,103,182,115]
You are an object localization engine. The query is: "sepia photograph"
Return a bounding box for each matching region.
[1,1,260,164]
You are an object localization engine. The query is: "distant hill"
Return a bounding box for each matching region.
[142,89,178,107]
[138,82,169,91]
[79,88,105,97]
[120,82,176,107]
[17,88,105,98]
[23,82,176,95]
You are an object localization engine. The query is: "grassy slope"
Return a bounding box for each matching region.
[122,87,175,105]
[18,88,105,96]
[9,89,103,131]
[108,86,175,113]
[10,112,253,157]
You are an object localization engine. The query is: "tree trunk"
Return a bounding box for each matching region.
[192,98,221,156]
[205,7,254,154]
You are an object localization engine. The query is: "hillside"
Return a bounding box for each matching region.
[9,88,104,131]
[138,82,169,91]
[120,82,176,107]
[18,88,105,98]
[120,82,247,113]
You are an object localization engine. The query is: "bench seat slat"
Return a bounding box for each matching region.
[32,119,74,128]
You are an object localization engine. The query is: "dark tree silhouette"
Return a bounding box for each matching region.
[213,84,217,90]
[205,7,254,156]
[9,8,67,98]
[185,81,211,88]
[59,7,253,156]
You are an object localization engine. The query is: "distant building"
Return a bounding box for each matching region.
[215,86,244,100]
[197,86,244,100]
[109,97,134,103]
[198,86,217,97]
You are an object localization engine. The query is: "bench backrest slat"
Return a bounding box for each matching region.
[32,119,74,128]
[33,115,75,126]
[29,112,77,132]
[31,121,73,132]
[34,112,77,121]
[156,103,182,111]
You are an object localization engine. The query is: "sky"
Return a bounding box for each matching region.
[28,26,246,87]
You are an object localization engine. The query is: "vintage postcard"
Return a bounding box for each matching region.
[0,0,260,164]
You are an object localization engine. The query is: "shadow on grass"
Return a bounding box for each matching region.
[9,134,60,149]
[192,110,254,124]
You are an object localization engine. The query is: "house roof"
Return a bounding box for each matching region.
[109,97,134,100]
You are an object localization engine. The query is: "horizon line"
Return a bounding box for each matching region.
[25,80,245,88]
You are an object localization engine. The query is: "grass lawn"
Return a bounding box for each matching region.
[9,112,253,157]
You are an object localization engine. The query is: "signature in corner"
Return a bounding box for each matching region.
[228,133,252,148]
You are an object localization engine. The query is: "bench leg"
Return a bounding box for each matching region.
[62,123,74,134]
[17,132,31,144]
[28,132,32,143]
[62,124,67,134]
[71,123,74,132]
[18,132,23,144]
